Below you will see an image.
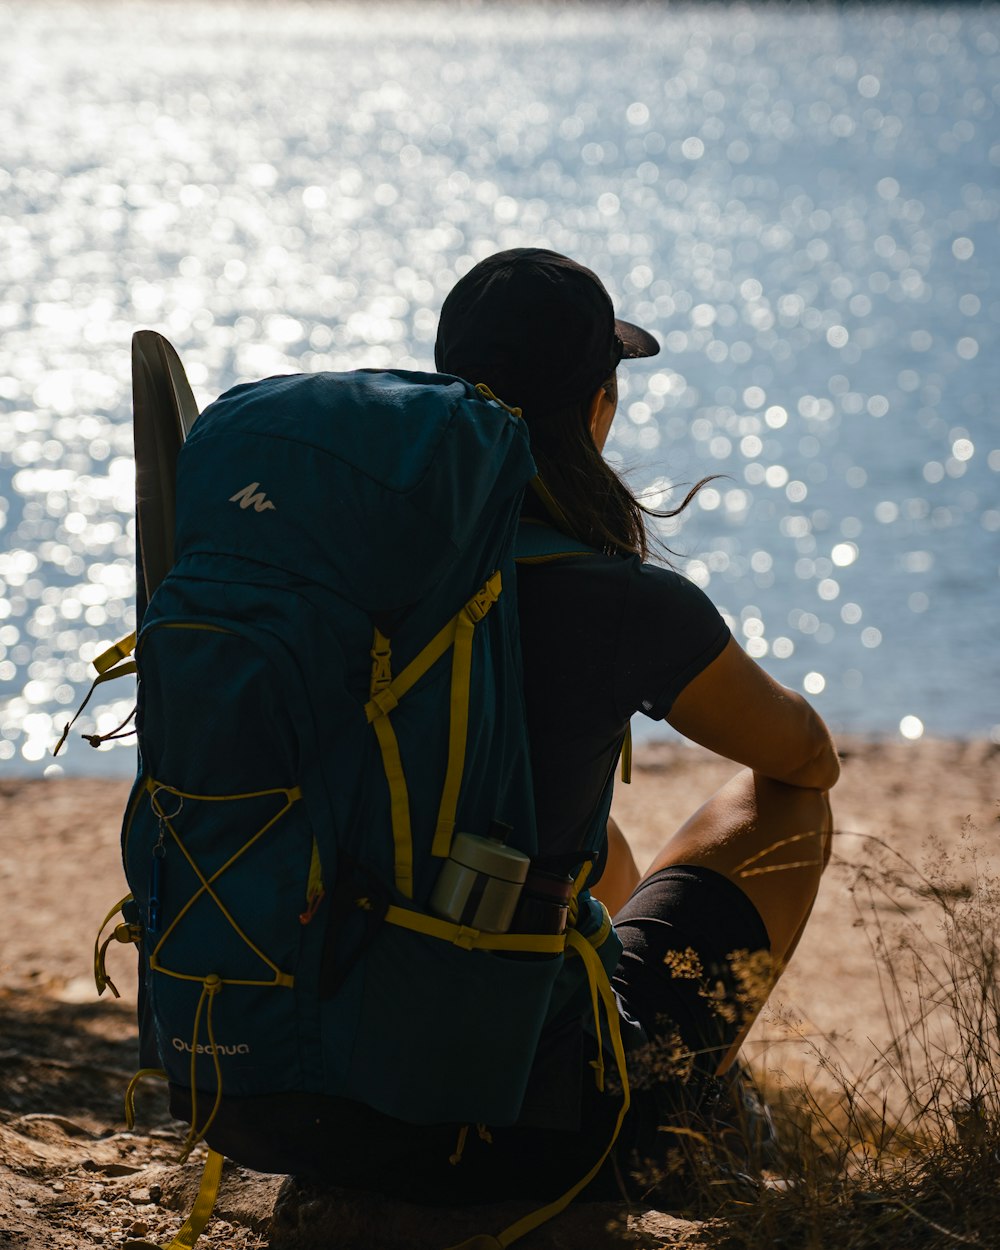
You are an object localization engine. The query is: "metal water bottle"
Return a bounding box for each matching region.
[429,822,529,933]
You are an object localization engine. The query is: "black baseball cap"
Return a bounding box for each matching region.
[434,248,660,414]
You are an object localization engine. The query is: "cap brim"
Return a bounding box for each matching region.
[616,318,660,359]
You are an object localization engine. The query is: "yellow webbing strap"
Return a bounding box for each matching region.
[364,572,503,886]
[363,613,458,724]
[383,904,565,955]
[371,714,414,897]
[367,629,413,897]
[122,1069,224,1250]
[445,928,631,1250]
[93,631,137,674]
[621,723,632,784]
[432,573,502,857]
[161,1148,225,1250]
[566,859,593,931]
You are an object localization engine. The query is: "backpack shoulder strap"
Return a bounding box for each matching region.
[513,518,600,563]
[513,519,632,787]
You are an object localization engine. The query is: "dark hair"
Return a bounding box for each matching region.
[524,378,714,563]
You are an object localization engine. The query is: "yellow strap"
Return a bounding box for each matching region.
[93,631,137,674]
[432,606,476,857]
[363,572,503,728]
[364,572,503,883]
[371,713,414,897]
[365,629,413,895]
[620,723,632,785]
[52,659,137,755]
[180,976,225,1162]
[364,618,454,893]
[566,859,594,930]
[124,1068,167,1130]
[432,572,502,856]
[363,617,455,724]
[161,1148,225,1250]
[383,904,566,955]
[93,893,134,997]
[446,929,630,1250]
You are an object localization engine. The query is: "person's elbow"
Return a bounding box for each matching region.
[778,714,840,791]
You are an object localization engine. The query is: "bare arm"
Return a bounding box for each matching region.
[666,636,840,791]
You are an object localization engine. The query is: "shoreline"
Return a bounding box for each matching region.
[11,725,1000,784]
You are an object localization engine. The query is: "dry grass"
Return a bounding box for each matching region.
[678,825,1000,1249]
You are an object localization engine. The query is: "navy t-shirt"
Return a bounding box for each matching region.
[516,551,732,860]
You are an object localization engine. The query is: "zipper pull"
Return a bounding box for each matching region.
[299,838,325,925]
[147,787,182,937]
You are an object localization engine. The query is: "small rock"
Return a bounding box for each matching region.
[100,1162,143,1177]
[148,1183,162,1203]
[123,1241,161,1250]
[129,1219,149,1237]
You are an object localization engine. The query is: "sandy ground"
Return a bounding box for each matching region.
[1,736,998,1249]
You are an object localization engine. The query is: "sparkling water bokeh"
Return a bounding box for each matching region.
[1,1,998,776]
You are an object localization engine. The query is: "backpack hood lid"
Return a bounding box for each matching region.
[174,370,536,611]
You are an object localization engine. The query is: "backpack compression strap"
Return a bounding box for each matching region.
[364,570,503,897]
[513,519,632,784]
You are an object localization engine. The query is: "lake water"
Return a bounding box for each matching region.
[1,1,998,777]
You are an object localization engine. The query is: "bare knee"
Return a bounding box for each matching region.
[643,770,832,964]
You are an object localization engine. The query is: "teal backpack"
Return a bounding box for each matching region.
[86,346,629,1250]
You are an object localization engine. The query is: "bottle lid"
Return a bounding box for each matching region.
[451,831,530,883]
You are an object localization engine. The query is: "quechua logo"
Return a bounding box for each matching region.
[229,483,276,512]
